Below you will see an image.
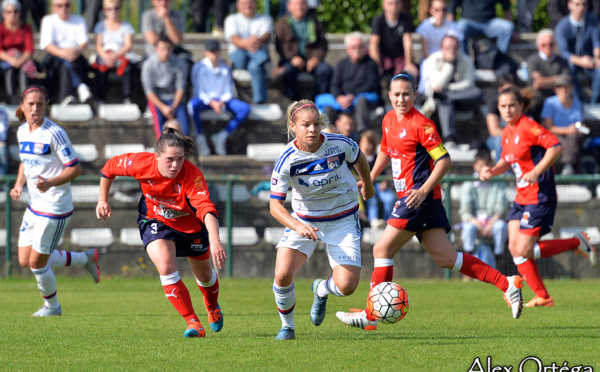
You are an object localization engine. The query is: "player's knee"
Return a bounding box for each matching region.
[273,271,294,287]
[18,259,30,268]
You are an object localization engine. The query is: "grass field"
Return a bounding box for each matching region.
[1,276,598,371]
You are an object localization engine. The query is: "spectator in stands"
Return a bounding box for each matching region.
[448,0,514,54]
[517,0,538,32]
[190,0,227,34]
[92,0,136,105]
[141,0,192,67]
[359,129,396,230]
[555,0,600,104]
[224,0,273,104]
[142,37,189,138]
[549,0,600,29]
[459,148,508,269]
[0,0,35,104]
[416,0,464,60]
[40,0,92,104]
[334,112,360,142]
[82,0,103,32]
[0,104,7,175]
[18,0,45,30]
[274,0,332,100]
[421,35,483,145]
[369,0,418,78]
[525,29,570,122]
[188,39,251,156]
[486,74,517,161]
[541,74,586,174]
[315,32,380,133]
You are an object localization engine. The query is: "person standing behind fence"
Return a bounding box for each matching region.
[10,85,101,317]
[479,86,597,308]
[269,100,375,340]
[96,126,227,338]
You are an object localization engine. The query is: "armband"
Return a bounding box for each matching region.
[427,143,448,161]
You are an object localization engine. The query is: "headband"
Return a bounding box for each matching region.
[290,103,317,121]
[390,73,416,86]
[22,86,46,98]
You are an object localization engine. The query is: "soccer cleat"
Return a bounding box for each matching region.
[574,231,597,266]
[274,326,295,340]
[184,319,206,338]
[207,303,224,332]
[503,275,523,319]
[524,296,555,308]
[84,249,100,283]
[31,305,62,317]
[336,309,378,331]
[310,279,328,326]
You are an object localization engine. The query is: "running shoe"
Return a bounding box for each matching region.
[574,231,597,266]
[184,319,206,338]
[31,305,62,317]
[84,249,100,283]
[524,296,555,308]
[310,279,328,326]
[336,309,378,330]
[503,275,523,319]
[274,326,295,340]
[207,303,224,332]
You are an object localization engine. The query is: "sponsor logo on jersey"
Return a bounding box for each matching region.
[298,178,309,187]
[531,126,542,137]
[322,146,341,157]
[191,238,204,251]
[295,166,308,175]
[327,156,340,170]
[173,183,182,194]
[312,174,341,187]
[193,176,204,190]
[423,124,434,135]
[271,178,278,185]
[394,178,406,192]
[20,141,50,155]
[314,164,323,171]
[154,204,189,219]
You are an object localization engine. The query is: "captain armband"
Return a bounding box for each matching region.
[427,143,449,161]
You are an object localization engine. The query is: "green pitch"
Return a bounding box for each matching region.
[1,277,598,371]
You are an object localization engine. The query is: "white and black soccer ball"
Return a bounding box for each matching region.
[367,281,409,324]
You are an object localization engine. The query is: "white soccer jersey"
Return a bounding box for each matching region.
[270,132,361,221]
[17,118,79,216]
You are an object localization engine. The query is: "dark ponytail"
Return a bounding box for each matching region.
[156,126,195,157]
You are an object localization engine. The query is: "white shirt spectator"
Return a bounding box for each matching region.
[39,13,88,50]
[224,11,273,55]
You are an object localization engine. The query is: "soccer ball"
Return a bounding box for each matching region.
[367,282,409,324]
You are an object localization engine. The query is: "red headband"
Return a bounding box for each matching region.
[22,86,46,98]
[290,104,317,121]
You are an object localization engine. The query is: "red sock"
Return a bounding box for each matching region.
[365,265,393,321]
[538,238,579,258]
[516,258,550,298]
[460,254,508,292]
[198,277,220,312]
[163,280,197,322]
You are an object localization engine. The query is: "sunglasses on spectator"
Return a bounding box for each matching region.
[55,2,71,8]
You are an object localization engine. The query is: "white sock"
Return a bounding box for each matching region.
[48,250,87,267]
[452,252,464,271]
[196,269,217,287]
[31,265,59,308]
[160,271,180,286]
[317,277,344,298]
[273,281,296,329]
[533,244,541,260]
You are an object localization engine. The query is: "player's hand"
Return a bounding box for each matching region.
[479,166,493,181]
[361,182,376,201]
[35,175,53,193]
[404,188,426,209]
[210,240,227,269]
[9,186,22,201]
[521,170,539,185]
[294,222,319,241]
[96,201,112,221]
[306,57,319,73]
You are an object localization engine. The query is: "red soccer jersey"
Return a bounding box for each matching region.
[501,114,560,205]
[380,107,449,200]
[101,152,217,234]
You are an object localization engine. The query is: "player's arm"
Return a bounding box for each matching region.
[405,155,452,209]
[203,212,227,269]
[36,163,82,193]
[96,176,114,221]
[353,152,375,201]
[521,144,562,185]
[480,158,510,180]
[370,150,391,181]
[9,163,26,200]
[270,199,319,241]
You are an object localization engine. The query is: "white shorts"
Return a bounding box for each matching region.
[275,213,362,268]
[18,208,70,255]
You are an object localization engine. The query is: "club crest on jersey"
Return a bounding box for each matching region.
[520,211,532,227]
[514,135,520,144]
[62,148,71,157]
[173,183,182,194]
[191,238,204,251]
[399,128,407,138]
[271,178,278,185]
[327,156,340,170]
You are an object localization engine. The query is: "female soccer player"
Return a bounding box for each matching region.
[479,86,596,308]
[10,85,100,317]
[336,74,525,330]
[96,127,227,337]
[270,99,375,340]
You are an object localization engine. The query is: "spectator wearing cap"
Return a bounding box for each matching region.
[525,29,570,122]
[555,0,600,103]
[224,0,273,104]
[187,39,251,156]
[40,0,92,104]
[0,0,36,103]
[541,74,586,174]
[142,37,189,139]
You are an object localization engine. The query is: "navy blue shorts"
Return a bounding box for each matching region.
[507,201,556,237]
[137,216,210,258]
[387,197,450,241]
